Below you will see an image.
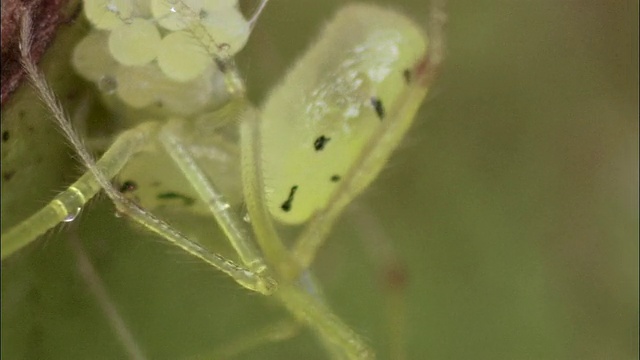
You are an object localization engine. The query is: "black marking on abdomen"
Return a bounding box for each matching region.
[2,131,9,142]
[157,191,195,206]
[119,180,138,193]
[314,135,330,151]
[370,97,385,120]
[280,185,299,212]
[330,175,341,182]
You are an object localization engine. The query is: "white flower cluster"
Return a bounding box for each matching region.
[72,0,250,116]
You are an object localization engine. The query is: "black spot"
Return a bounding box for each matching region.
[403,68,411,83]
[330,175,341,182]
[119,180,138,193]
[371,97,385,120]
[157,192,195,206]
[280,185,299,212]
[2,131,9,142]
[314,135,330,151]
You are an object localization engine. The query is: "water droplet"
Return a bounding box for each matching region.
[243,213,251,223]
[98,75,118,94]
[63,207,81,222]
[220,203,231,210]
[169,6,177,13]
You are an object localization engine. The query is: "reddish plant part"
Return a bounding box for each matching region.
[1,0,79,106]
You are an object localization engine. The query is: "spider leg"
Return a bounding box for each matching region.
[351,203,410,360]
[187,319,300,360]
[1,121,158,259]
[240,106,375,359]
[16,10,276,295]
[157,118,267,274]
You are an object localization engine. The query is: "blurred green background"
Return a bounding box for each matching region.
[2,0,638,359]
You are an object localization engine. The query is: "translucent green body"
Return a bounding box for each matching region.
[261,5,427,224]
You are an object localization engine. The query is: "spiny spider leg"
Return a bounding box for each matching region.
[1,121,158,258]
[16,10,276,295]
[158,117,267,273]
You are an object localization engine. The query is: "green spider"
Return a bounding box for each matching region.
[2,1,445,358]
